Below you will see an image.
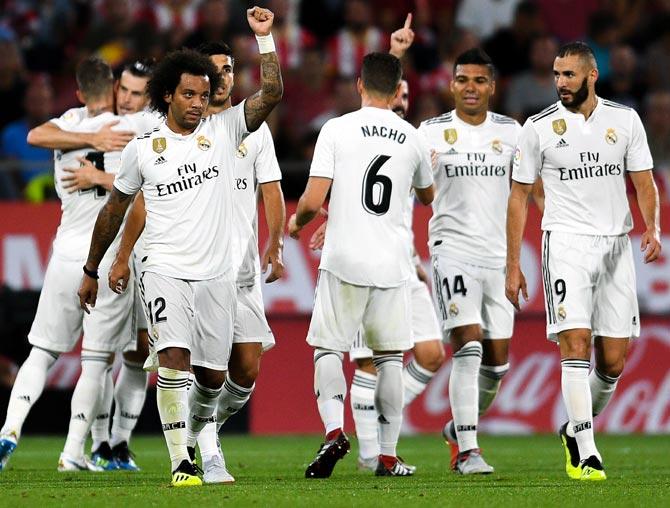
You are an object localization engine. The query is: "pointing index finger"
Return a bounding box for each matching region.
[404,13,412,30]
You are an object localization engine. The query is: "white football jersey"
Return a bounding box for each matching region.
[513,98,653,235]
[419,111,521,268]
[231,122,281,286]
[49,110,159,262]
[311,107,433,287]
[114,102,248,280]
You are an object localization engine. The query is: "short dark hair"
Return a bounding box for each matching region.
[147,48,222,115]
[197,41,235,66]
[360,52,402,97]
[557,41,597,69]
[124,58,156,78]
[453,48,495,77]
[76,57,114,100]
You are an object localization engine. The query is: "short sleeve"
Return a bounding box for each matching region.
[625,109,653,172]
[254,123,282,183]
[213,100,250,148]
[309,119,336,179]
[50,107,86,130]
[412,133,433,189]
[124,111,162,136]
[512,119,541,184]
[113,139,142,195]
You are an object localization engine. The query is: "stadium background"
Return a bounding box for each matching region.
[0,0,668,436]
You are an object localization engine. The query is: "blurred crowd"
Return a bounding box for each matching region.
[0,0,669,200]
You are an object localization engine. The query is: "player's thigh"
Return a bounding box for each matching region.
[481,266,515,340]
[28,256,84,353]
[409,276,441,343]
[191,276,236,372]
[362,282,412,352]
[233,282,274,352]
[140,271,194,354]
[593,235,640,340]
[307,270,367,352]
[431,254,484,333]
[481,338,511,366]
[543,231,596,342]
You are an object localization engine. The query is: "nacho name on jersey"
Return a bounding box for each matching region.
[360,123,407,144]
[155,162,220,197]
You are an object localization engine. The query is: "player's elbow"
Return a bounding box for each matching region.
[26,127,44,147]
[415,185,434,205]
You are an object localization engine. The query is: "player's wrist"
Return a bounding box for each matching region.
[255,33,275,53]
[83,264,99,280]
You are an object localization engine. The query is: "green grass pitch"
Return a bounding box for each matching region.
[1,434,669,507]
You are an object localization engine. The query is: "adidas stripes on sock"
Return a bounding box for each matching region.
[350,369,379,459]
[403,359,435,407]
[590,368,619,417]
[478,363,509,416]
[157,367,190,471]
[450,341,482,452]
[216,374,254,431]
[111,360,149,448]
[373,353,404,458]
[313,349,346,436]
[1,347,58,439]
[561,359,601,461]
[187,379,221,448]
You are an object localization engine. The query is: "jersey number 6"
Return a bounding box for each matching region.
[362,154,392,215]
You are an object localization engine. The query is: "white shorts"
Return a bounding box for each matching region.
[542,231,640,341]
[431,254,514,339]
[28,253,135,354]
[307,270,412,353]
[140,271,236,370]
[350,275,441,360]
[132,251,148,331]
[234,281,275,351]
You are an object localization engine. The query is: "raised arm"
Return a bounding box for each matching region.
[28,120,134,152]
[505,181,533,310]
[260,181,286,283]
[629,170,662,263]
[109,192,147,293]
[243,7,283,132]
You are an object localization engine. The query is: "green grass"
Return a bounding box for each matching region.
[1,434,669,507]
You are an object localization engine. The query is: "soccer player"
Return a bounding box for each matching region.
[506,42,661,481]
[289,52,434,478]
[108,40,285,484]
[78,7,282,487]
[419,48,521,475]
[0,57,138,472]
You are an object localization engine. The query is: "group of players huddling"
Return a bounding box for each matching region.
[0,7,662,486]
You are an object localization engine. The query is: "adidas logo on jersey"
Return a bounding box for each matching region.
[555,138,569,148]
[447,148,458,154]
[154,156,167,165]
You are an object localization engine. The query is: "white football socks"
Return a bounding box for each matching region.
[450,341,482,452]
[590,368,619,417]
[110,360,148,448]
[350,369,379,459]
[197,422,220,462]
[561,359,600,461]
[403,359,435,407]
[313,349,346,436]
[63,351,109,459]
[1,347,58,439]
[478,363,509,416]
[157,367,190,471]
[216,374,254,431]
[372,353,404,457]
[187,378,221,448]
[90,364,113,452]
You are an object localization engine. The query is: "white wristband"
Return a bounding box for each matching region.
[255,34,276,54]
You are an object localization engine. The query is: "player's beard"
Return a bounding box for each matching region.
[558,77,588,108]
[392,106,406,119]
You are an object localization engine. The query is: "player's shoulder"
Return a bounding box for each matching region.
[420,110,454,128]
[489,112,517,126]
[54,106,87,126]
[598,97,639,124]
[600,98,632,112]
[528,102,561,124]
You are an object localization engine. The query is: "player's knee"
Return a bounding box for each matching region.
[414,345,445,373]
[193,367,225,389]
[229,363,259,388]
[355,358,375,375]
[597,358,625,378]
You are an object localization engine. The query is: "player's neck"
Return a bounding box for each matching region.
[455,108,487,126]
[361,96,393,110]
[205,98,233,117]
[566,94,598,120]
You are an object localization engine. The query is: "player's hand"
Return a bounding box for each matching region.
[641,227,662,263]
[91,121,134,152]
[247,6,274,36]
[109,254,131,294]
[505,264,528,312]
[390,13,414,58]
[61,158,100,192]
[416,262,429,284]
[78,274,99,314]
[262,241,284,283]
[308,222,327,251]
[288,214,302,239]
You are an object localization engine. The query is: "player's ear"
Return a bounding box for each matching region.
[75,89,85,105]
[164,91,172,105]
[356,77,363,96]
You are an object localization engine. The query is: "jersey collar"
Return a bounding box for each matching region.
[556,96,603,123]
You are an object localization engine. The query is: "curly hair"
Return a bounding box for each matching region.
[147,49,221,115]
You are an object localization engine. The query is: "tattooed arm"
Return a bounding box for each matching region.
[78,187,135,312]
[244,7,283,132]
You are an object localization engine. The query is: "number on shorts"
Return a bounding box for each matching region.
[362,154,392,215]
[442,275,468,299]
[147,297,167,324]
[554,279,566,303]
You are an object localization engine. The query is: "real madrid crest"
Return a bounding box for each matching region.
[236,142,248,158]
[197,135,211,151]
[605,128,617,145]
[557,305,567,321]
[552,119,567,135]
[492,139,503,154]
[449,303,459,317]
[444,128,458,145]
[152,137,166,153]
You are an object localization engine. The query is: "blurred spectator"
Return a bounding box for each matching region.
[586,10,621,81]
[409,93,442,128]
[597,44,645,109]
[455,0,522,40]
[646,91,670,172]
[504,35,559,122]
[299,0,345,41]
[267,0,317,71]
[309,75,359,131]
[483,1,545,78]
[536,0,600,42]
[0,74,54,200]
[327,0,386,77]
[182,0,234,50]
[644,17,670,91]
[0,37,27,131]
[137,0,199,50]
